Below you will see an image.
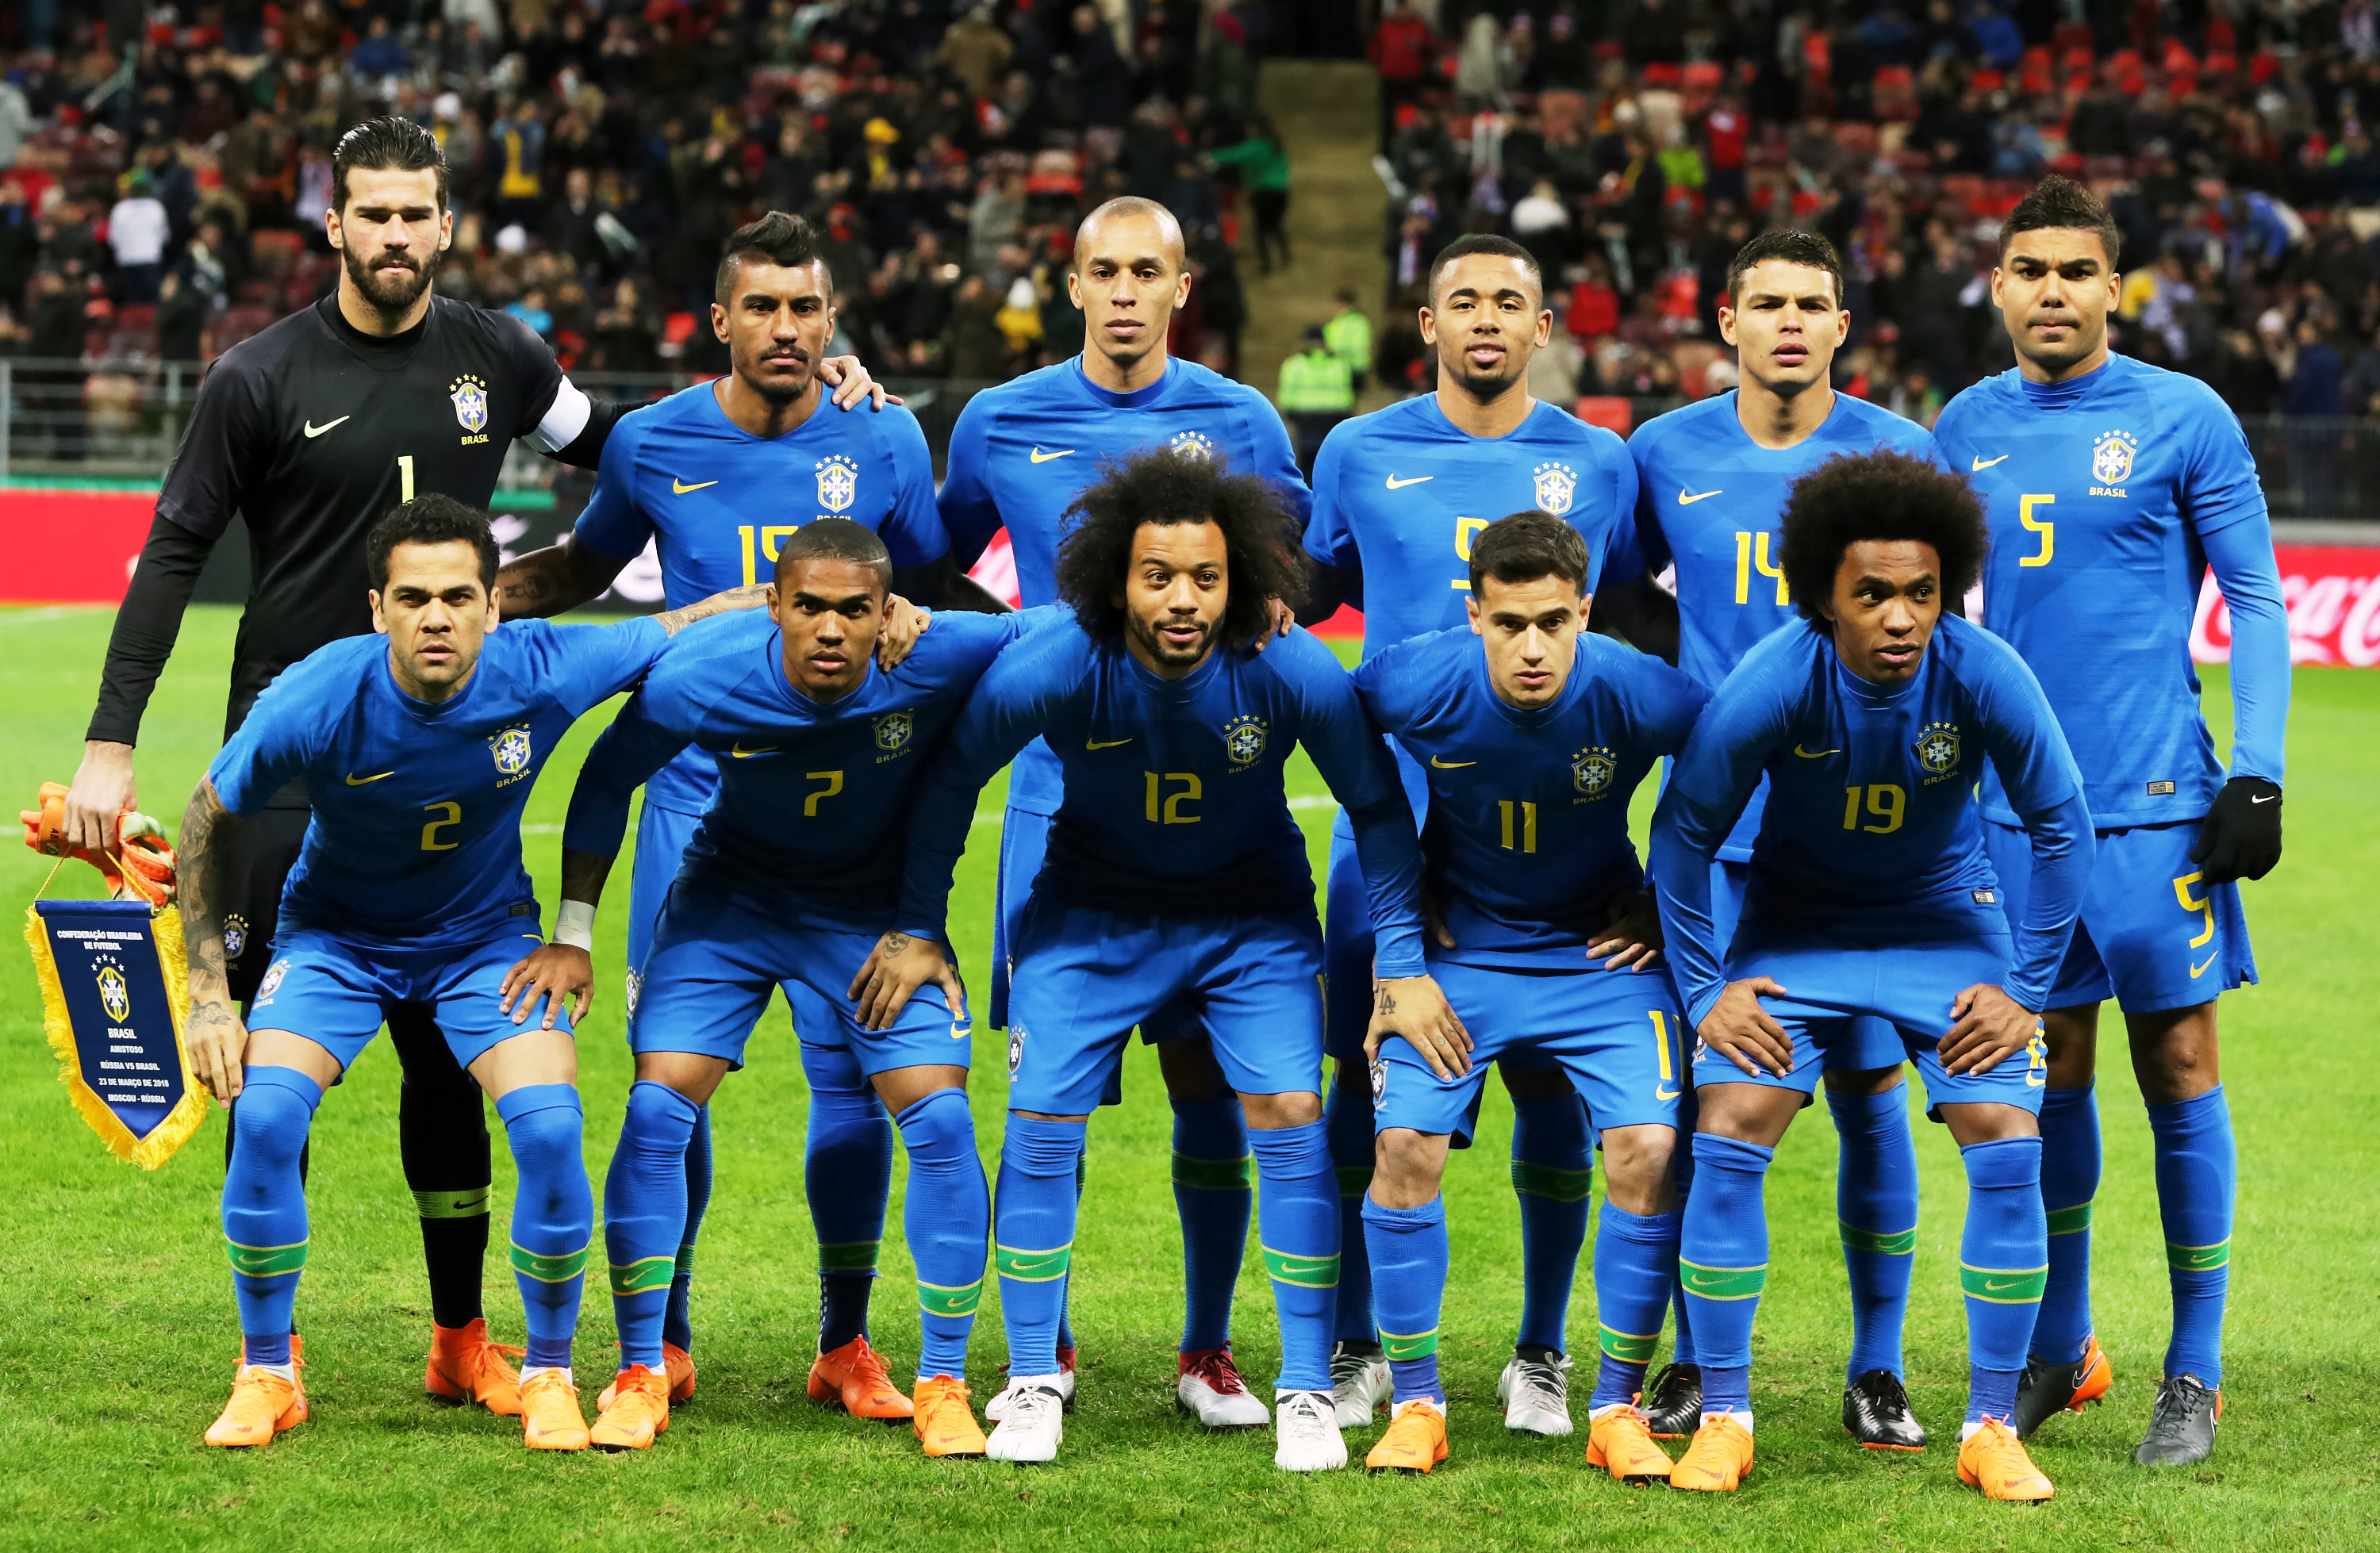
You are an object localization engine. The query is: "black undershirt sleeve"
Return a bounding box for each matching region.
[86,512,220,746]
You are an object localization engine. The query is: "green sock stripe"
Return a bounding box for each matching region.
[995,1243,1073,1283]
[818,1240,881,1273]
[2046,1201,2094,1237]
[413,1187,490,1220]
[919,1278,985,1318]
[1261,1245,1341,1289]
[1599,1324,1660,1364]
[1380,1328,1438,1362]
[510,1240,590,1283]
[608,1255,675,1296]
[2167,1239,2231,1272]
[1679,1259,1767,1302]
[1510,1159,1594,1203]
[1171,1152,1253,1192]
[674,1245,697,1279]
[1335,1165,1374,1198]
[1960,1263,2049,1303]
[1839,1220,1919,1256]
[227,1239,309,1278]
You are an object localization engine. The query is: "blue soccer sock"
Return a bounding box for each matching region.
[661,1102,712,1354]
[1825,1080,1920,1382]
[1169,1095,1251,1353]
[224,1066,322,1366]
[2148,1085,2234,1387]
[1667,1086,1699,1367]
[1361,1193,1448,1406]
[995,1114,1086,1377]
[1250,1120,1339,1393]
[1324,1066,1378,1345]
[498,1084,593,1372]
[1054,1144,1084,1355]
[603,1080,698,1371]
[2033,1083,2100,1366]
[896,1090,990,1382]
[804,1053,893,1353]
[1679,1133,1773,1417]
[1510,1091,1593,1355]
[1590,1204,1682,1409]
[1958,1135,2045,1424]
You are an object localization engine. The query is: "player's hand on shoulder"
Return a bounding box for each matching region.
[1937,983,2039,1076]
[186,995,248,1106]
[1587,888,1663,971]
[1366,974,1471,1079]
[500,942,594,1030]
[877,594,930,668]
[849,930,962,1030]
[819,356,902,412]
[1248,596,1297,652]
[63,739,136,853]
[1697,978,1794,1078]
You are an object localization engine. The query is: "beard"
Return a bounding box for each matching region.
[344,243,437,316]
[1127,608,1212,668]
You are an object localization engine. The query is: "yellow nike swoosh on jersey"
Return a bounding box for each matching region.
[1429,757,1476,768]
[304,416,351,438]
[1792,745,1841,758]
[1385,474,1434,489]
[1030,447,1075,463]
[1655,1084,1680,1102]
[2190,952,2219,978]
[1086,738,1133,750]
[1971,454,2010,471]
[1677,487,1723,504]
[728,742,779,758]
[673,477,720,494]
[344,770,394,785]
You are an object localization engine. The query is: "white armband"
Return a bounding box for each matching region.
[554,899,597,951]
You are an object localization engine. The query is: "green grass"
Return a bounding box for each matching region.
[2,604,2376,1551]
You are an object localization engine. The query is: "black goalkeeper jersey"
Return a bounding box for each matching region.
[88,293,596,752]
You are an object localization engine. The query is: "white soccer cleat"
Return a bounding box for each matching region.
[1498,1350,1576,1437]
[985,1362,1077,1422]
[1273,1388,1349,1471]
[985,1379,1065,1463]
[1330,1342,1392,1428]
[1177,1347,1270,1428]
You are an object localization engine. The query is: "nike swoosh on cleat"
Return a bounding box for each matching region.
[1385,474,1434,489]
[673,478,720,494]
[1971,454,2010,471]
[1087,738,1133,750]
[304,416,351,438]
[344,771,394,784]
[1429,757,1475,768]
[2190,953,2218,977]
[1792,745,1841,758]
[729,742,778,758]
[1030,447,1075,463]
[1677,487,1722,504]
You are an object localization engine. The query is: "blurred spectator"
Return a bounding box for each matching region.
[1209,115,1291,275]
[1325,289,1372,396]
[1369,0,1438,149]
[1278,322,1355,477]
[106,173,171,305]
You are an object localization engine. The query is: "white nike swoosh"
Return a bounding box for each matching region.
[2251,794,2277,803]
[1385,474,1433,489]
[1971,454,2010,471]
[305,416,351,438]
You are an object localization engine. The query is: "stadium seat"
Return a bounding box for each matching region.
[1573,396,1632,435]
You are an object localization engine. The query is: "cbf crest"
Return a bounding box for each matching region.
[1169,430,1216,462]
[2090,429,2137,487]
[490,723,534,778]
[1915,721,1961,783]
[816,454,859,513]
[223,912,249,962]
[873,711,913,753]
[96,957,131,1022]
[1223,713,1269,768]
[1532,461,1577,516]
[1571,746,1618,800]
[450,374,490,433]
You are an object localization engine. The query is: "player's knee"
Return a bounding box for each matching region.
[1241,1089,1322,1130]
[892,1086,976,1163]
[2128,1003,2220,1102]
[1691,1082,1799,1148]
[633,1049,730,1104]
[1938,1101,2039,1148]
[1368,1128,1445,1206]
[1599,1124,1678,1214]
[495,1085,585,1189]
[623,1077,701,1149]
[232,1068,322,1172]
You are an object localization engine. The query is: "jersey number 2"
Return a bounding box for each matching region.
[421,800,461,851]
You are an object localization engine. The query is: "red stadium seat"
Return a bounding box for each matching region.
[1573,396,1632,435]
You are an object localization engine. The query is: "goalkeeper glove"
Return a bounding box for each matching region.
[2188,776,2282,884]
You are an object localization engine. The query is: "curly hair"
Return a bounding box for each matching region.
[1054,447,1308,648]
[1779,450,1988,623]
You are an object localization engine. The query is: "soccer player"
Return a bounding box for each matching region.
[1932,176,2290,1467]
[493,210,963,1423]
[1649,451,2093,1501]
[58,117,884,1416]
[937,196,1309,1426]
[1607,228,1944,1448]
[1349,512,1705,1480]
[1297,232,1635,1436]
[854,448,1454,1471]
[499,523,1038,1455]
[178,497,749,1450]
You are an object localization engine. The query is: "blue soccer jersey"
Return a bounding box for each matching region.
[1352,627,1707,967]
[1933,355,2290,827]
[562,608,1043,933]
[1651,615,2094,1026]
[895,621,1425,972]
[570,382,952,816]
[937,355,1308,815]
[208,618,667,947]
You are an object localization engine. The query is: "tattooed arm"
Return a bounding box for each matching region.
[497,534,632,620]
[175,776,248,1105]
[653,584,771,635]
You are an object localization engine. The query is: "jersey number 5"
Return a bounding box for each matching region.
[1450,518,1491,591]
[2018,494,2054,567]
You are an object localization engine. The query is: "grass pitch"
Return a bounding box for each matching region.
[2,604,2376,1552]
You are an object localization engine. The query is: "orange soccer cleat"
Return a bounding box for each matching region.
[1670,1415,1756,1491]
[589,1364,672,1451]
[424,1317,526,1417]
[1364,1398,1450,1474]
[519,1368,592,1451]
[1959,1417,2056,1501]
[808,1335,915,1421]
[912,1375,988,1459]
[1585,1403,1675,1485]
[600,1343,696,1409]
[205,1348,308,1448]
[21,783,175,904]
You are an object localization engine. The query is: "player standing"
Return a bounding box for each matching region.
[1607,229,1943,1447]
[1349,512,1704,1481]
[494,211,958,1422]
[854,448,1458,1471]
[1297,233,1635,1435]
[1932,176,2290,1467]
[1650,451,2092,1501]
[936,197,1310,1426]
[179,498,747,1449]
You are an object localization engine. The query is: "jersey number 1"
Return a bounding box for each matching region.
[397,454,416,502]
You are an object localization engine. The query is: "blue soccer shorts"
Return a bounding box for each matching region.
[1004,897,1325,1116]
[1372,956,1684,1146]
[1712,859,1906,1075]
[1983,819,2255,1014]
[1697,908,2048,1115]
[628,800,838,1044]
[631,879,969,1076]
[247,922,558,1072]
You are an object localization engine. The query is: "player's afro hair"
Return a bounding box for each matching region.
[1468,509,1591,595]
[367,494,500,592]
[332,115,448,214]
[1779,450,1987,624]
[1054,447,1308,650]
[2000,174,2122,267]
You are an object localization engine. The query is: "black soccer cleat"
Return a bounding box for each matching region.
[2013,1334,2113,1440]
[2134,1373,2221,1467]
[1842,1368,1927,1450]
[1641,1362,1702,1440]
